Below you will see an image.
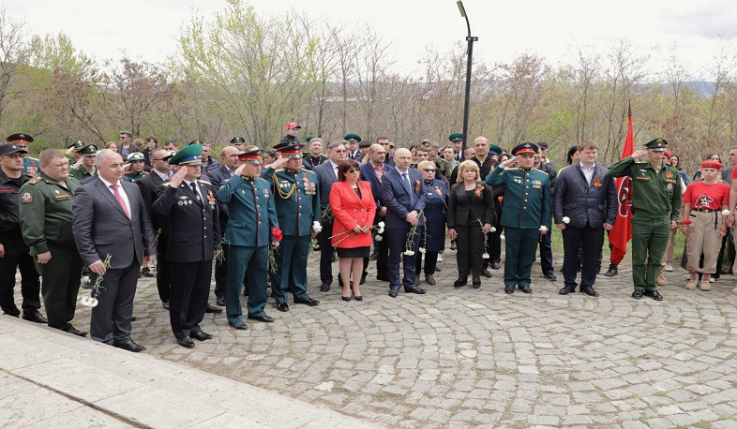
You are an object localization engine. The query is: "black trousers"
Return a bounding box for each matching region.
[375,223,390,281]
[318,217,335,284]
[89,261,140,344]
[539,231,554,274]
[0,249,41,315]
[455,224,484,280]
[169,260,212,339]
[562,225,604,289]
[414,227,439,275]
[156,238,171,304]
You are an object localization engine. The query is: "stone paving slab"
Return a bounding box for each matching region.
[4,249,737,427]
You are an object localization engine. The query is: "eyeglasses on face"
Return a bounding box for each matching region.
[347,169,360,174]
[423,168,436,172]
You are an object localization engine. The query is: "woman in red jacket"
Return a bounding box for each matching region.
[330,159,377,301]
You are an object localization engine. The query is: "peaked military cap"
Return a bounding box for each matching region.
[67,140,84,149]
[7,133,33,144]
[344,133,362,143]
[489,144,503,155]
[274,142,304,159]
[237,148,263,164]
[78,144,99,155]
[448,133,463,142]
[511,143,539,156]
[169,144,202,165]
[230,136,245,144]
[188,139,203,146]
[645,138,668,152]
[127,152,146,163]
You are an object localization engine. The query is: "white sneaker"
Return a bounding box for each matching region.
[437,255,443,262]
[709,277,715,283]
[664,264,673,272]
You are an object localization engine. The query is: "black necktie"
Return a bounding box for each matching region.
[191,182,201,201]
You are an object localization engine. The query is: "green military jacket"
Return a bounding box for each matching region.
[263,166,320,237]
[18,170,80,254]
[608,157,681,221]
[488,166,551,229]
[70,166,94,181]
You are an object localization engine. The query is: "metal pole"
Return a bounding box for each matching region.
[461,36,476,156]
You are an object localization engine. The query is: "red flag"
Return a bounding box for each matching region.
[609,102,635,265]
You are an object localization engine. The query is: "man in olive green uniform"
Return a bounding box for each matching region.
[263,142,321,312]
[70,144,98,181]
[608,138,681,301]
[488,143,551,294]
[19,149,86,336]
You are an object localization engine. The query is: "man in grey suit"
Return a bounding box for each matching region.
[313,140,346,291]
[73,149,156,352]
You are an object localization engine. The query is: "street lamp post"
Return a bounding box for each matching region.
[457,1,477,156]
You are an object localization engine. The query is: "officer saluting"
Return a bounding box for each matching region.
[152,144,221,348]
[262,142,321,312]
[488,143,551,294]
[70,144,98,181]
[215,149,280,330]
[608,138,681,301]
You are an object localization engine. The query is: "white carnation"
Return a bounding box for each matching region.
[562,216,570,224]
[722,210,731,216]
[539,226,548,233]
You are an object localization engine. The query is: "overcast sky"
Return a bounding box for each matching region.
[6,0,737,78]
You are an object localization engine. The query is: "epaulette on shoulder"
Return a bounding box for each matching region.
[633,160,647,164]
[163,182,171,187]
[29,176,42,184]
[275,168,285,172]
[198,179,212,185]
[255,177,268,184]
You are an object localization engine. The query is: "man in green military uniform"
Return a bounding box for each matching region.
[215,149,280,330]
[123,152,147,183]
[488,143,551,294]
[608,138,681,301]
[6,133,40,177]
[66,140,84,163]
[263,142,321,312]
[70,144,98,181]
[19,148,86,336]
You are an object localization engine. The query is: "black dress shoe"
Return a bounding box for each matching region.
[141,267,154,278]
[162,301,170,310]
[320,282,330,292]
[216,296,226,307]
[376,275,389,282]
[191,330,213,341]
[247,314,274,323]
[405,287,426,294]
[559,285,576,295]
[631,290,644,299]
[454,278,467,287]
[425,275,437,285]
[491,261,501,270]
[504,285,515,294]
[581,286,600,297]
[450,241,457,250]
[341,296,352,302]
[519,285,532,293]
[481,269,493,278]
[472,277,481,289]
[543,272,557,281]
[294,297,320,306]
[229,321,248,330]
[131,315,137,322]
[360,273,367,285]
[22,310,48,324]
[114,340,146,352]
[388,287,399,298]
[63,325,87,337]
[276,302,289,312]
[178,337,195,348]
[205,303,223,313]
[605,266,618,277]
[354,295,363,301]
[643,290,663,301]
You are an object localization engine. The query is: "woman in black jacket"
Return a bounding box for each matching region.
[447,161,495,288]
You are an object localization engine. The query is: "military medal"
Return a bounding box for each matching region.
[207,190,216,209]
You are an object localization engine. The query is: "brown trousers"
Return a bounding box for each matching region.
[685,211,722,274]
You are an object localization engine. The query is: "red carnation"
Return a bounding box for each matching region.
[272,227,283,241]
[682,220,692,225]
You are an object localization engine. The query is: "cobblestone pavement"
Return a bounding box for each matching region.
[53,252,737,427]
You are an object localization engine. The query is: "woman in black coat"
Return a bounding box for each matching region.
[447,160,495,288]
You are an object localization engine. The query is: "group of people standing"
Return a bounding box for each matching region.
[3,125,737,353]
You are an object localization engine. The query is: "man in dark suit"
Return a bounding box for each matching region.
[73,150,156,352]
[153,145,221,348]
[206,145,240,306]
[381,148,427,298]
[313,140,347,291]
[136,148,173,308]
[554,141,617,297]
[360,143,391,281]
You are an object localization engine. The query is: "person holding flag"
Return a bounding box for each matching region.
[608,138,682,301]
